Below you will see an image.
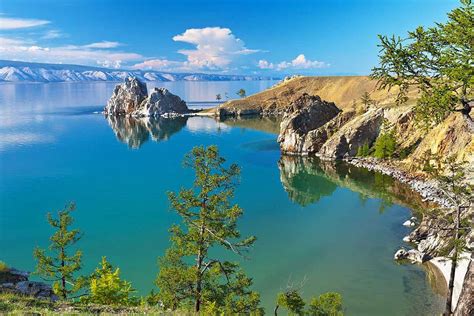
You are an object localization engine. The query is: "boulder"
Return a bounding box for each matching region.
[0,267,29,283]
[278,94,341,154]
[131,87,188,117]
[105,77,148,115]
[394,248,429,263]
[0,267,57,301]
[318,108,384,158]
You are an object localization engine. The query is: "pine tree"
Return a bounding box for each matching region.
[373,121,397,159]
[156,145,261,313]
[360,92,373,108]
[371,0,473,125]
[83,257,136,305]
[33,202,84,300]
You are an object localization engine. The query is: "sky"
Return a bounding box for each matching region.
[0,0,459,75]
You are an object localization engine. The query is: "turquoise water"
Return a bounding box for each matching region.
[0,82,444,315]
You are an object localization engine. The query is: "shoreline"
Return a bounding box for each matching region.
[344,156,471,310]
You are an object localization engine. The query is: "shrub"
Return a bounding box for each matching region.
[83,257,136,306]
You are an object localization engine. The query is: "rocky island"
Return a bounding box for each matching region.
[104,77,188,117]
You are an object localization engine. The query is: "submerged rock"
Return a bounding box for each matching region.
[278,94,341,154]
[105,77,188,117]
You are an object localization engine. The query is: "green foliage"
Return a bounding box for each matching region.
[373,121,397,159]
[0,261,8,272]
[371,0,474,126]
[276,290,306,315]
[82,257,136,306]
[156,145,261,313]
[275,288,344,316]
[33,202,84,300]
[308,292,343,316]
[237,88,247,98]
[356,143,370,157]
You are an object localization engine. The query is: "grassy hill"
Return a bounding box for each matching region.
[212,76,418,114]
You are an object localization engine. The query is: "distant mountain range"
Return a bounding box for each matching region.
[0,60,280,83]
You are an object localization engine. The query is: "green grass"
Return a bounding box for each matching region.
[0,292,172,315]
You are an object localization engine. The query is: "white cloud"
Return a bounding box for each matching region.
[172,27,259,70]
[83,41,120,49]
[0,17,50,30]
[131,58,183,71]
[259,54,328,71]
[41,30,65,40]
[258,59,274,69]
[0,37,142,68]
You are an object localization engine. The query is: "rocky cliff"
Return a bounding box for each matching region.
[104,77,188,117]
[278,94,341,154]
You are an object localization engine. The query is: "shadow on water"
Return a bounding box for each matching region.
[278,155,432,212]
[106,115,188,149]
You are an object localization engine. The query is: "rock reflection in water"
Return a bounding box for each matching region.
[106,115,188,149]
[278,155,430,211]
[278,155,337,206]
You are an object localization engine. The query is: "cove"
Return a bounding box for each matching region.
[0,82,444,315]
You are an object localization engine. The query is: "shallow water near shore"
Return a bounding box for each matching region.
[0,82,444,315]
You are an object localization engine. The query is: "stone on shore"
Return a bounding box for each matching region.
[278,93,341,154]
[0,267,58,301]
[394,248,429,263]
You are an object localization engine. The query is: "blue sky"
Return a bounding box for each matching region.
[0,0,459,75]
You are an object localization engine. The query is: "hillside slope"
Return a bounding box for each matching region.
[214,76,418,114]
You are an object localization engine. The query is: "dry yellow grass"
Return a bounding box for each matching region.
[214,76,418,113]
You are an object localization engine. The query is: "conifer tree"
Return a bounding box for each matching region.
[156,145,261,314]
[371,0,473,125]
[33,202,84,300]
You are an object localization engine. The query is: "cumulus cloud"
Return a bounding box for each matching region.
[258,54,328,71]
[0,17,50,30]
[172,27,259,70]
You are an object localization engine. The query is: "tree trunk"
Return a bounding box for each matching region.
[444,206,461,316]
[195,221,206,312]
[61,249,66,300]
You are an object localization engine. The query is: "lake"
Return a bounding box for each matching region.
[0,81,444,315]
